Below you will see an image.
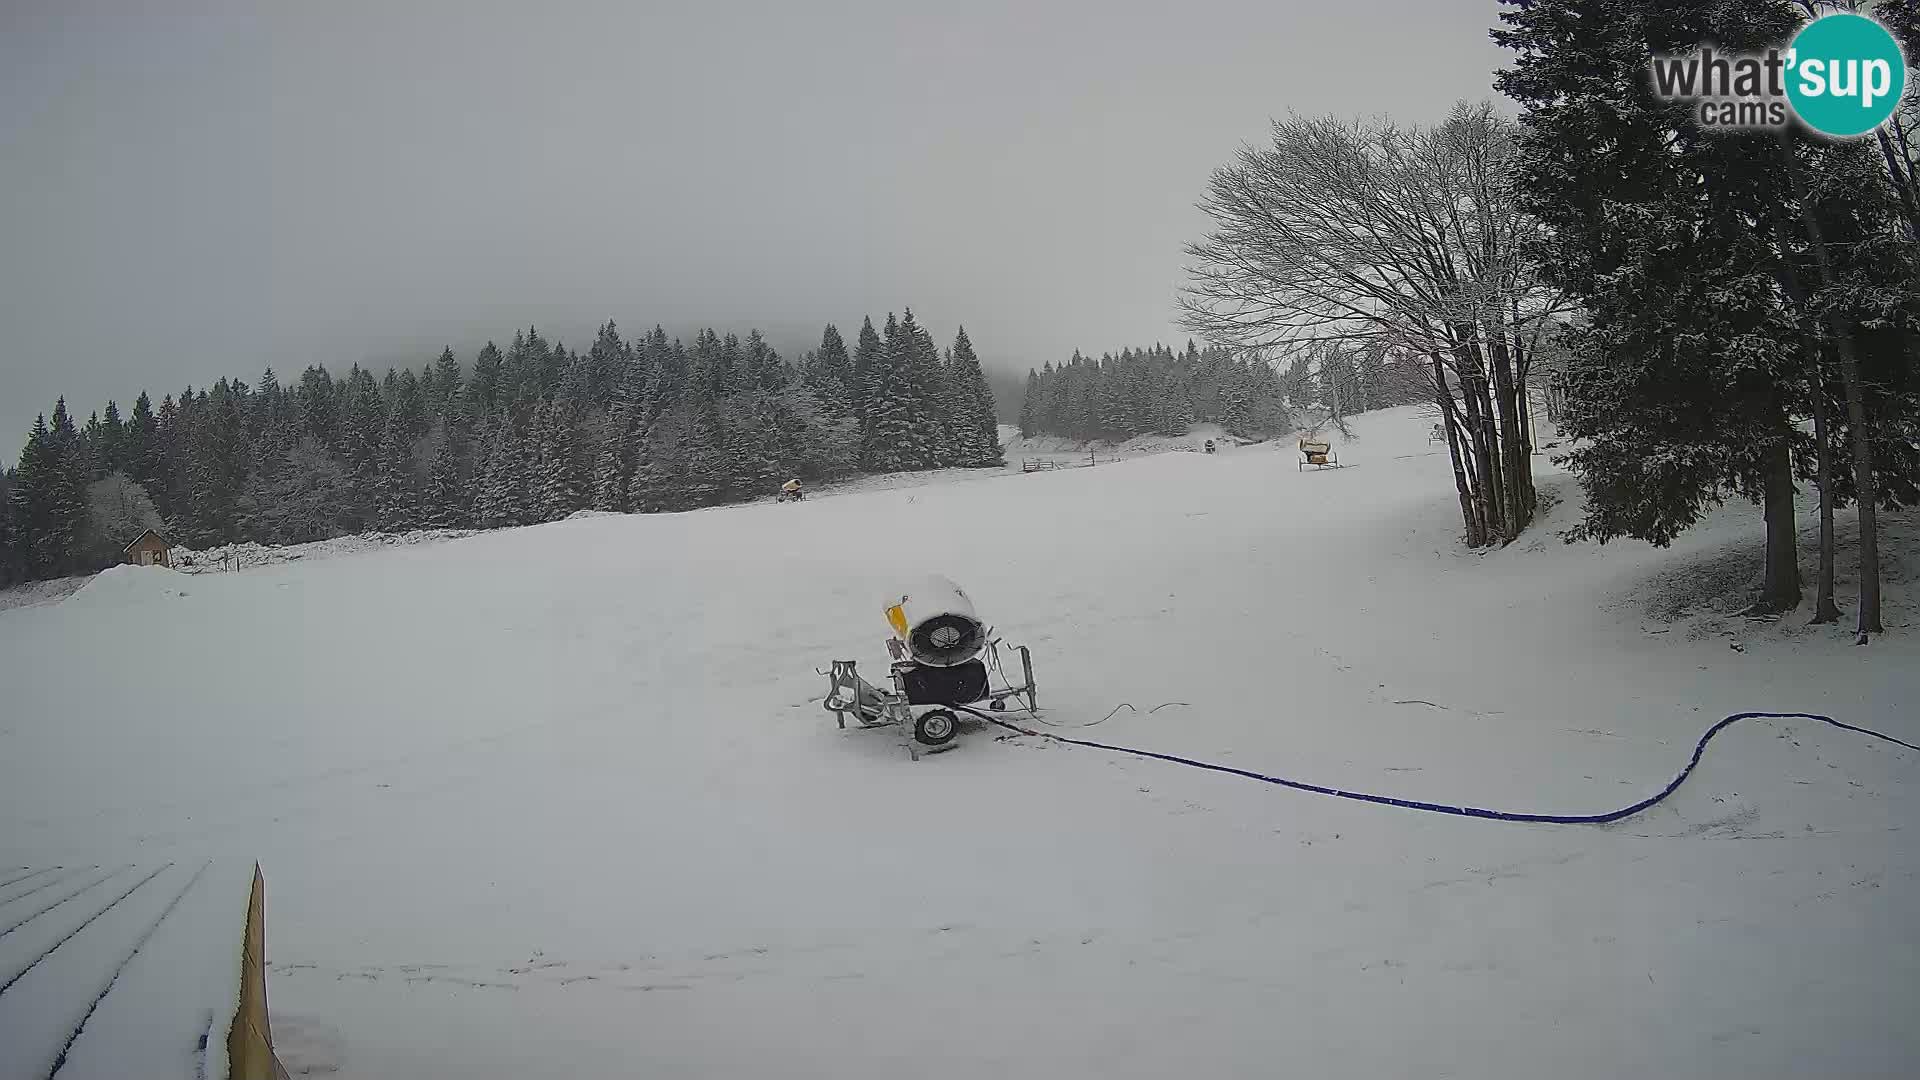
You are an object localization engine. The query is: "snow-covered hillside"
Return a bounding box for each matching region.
[2,406,1915,1079]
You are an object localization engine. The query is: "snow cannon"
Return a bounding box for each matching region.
[884,575,987,667]
[821,575,1037,756]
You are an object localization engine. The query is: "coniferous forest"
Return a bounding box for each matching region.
[0,311,1003,585]
[1016,341,1426,442]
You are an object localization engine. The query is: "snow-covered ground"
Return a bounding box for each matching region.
[0,574,91,613]
[2,406,1915,1079]
[172,528,482,574]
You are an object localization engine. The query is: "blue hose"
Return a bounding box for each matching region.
[956,707,1919,825]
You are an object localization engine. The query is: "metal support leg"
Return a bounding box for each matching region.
[1019,645,1037,712]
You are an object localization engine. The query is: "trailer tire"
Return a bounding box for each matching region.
[914,709,959,746]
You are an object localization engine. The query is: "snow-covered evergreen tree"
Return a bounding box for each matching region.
[423,419,468,528]
[373,417,420,531]
[0,468,17,587]
[679,405,729,507]
[472,414,532,528]
[391,368,428,442]
[586,321,627,405]
[805,324,855,415]
[467,342,505,422]
[531,399,586,521]
[860,315,917,472]
[850,316,884,437]
[946,327,1004,465]
[591,409,635,513]
[744,330,787,393]
[296,365,337,448]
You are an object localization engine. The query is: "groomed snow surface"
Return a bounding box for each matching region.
[0,861,256,1080]
[2,406,1916,1079]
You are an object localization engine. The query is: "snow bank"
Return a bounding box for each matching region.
[59,563,195,612]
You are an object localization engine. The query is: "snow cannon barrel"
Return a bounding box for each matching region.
[884,576,988,667]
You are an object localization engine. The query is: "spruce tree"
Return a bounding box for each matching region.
[718,398,777,499]
[424,419,468,528]
[681,405,729,506]
[860,314,917,471]
[10,415,55,577]
[150,393,183,520]
[807,324,855,414]
[126,392,158,490]
[717,333,746,398]
[1018,369,1040,437]
[745,330,788,392]
[471,415,529,528]
[41,401,90,575]
[295,365,337,447]
[392,368,428,441]
[851,316,884,435]
[0,468,16,587]
[531,399,586,521]
[337,365,385,477]
[587,321,627,404]
[897,311,946,466]
[373,417,419,531]
[948,327,1004,465]
[429,347,462,415]
[592,409,635,512]
[98,401,125,475]
[468,342,505,421]
[556,350,595,419]
[1494,0,1850,611]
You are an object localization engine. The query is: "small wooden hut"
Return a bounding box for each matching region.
[122,528,173,567]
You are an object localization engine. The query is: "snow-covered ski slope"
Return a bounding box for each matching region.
[3,406,1916,1079]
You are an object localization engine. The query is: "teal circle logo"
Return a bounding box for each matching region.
[1786,14,1906,138]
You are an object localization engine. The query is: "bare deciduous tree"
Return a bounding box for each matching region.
[1182,103,1573,547]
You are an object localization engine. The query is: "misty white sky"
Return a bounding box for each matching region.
[1,0,1507,453]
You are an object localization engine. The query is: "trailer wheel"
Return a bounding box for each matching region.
[914,709,959,746]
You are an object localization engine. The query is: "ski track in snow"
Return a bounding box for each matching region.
[2,406,1916,1079]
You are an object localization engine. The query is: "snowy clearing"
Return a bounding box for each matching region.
[170,529,482,575]
[1000,420,1250,464]
[2,406,1915,1079]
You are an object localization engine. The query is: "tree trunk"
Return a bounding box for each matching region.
[1756,431,1802,614]
[1433,353,1484,547]
[1487,324,1535,530]
[1459,372,1500,543]
[1454,339,1507,541]
[1809,379,1842,624]
[1478,373,1511,541]
[1836,335,1882,641]
[1794,166,1883,642]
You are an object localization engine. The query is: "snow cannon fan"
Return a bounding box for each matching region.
[885,575,987,667]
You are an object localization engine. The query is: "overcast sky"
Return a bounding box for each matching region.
[0,0,1507,454]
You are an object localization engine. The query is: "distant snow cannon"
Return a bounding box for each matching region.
[821,575,1037,756]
